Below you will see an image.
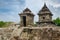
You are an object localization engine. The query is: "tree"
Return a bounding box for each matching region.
[0,21,14,28]
[0,21,6,27]
[53,17,60,26]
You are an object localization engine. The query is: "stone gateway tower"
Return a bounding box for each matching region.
[19,8,34,27]
[38,4,53,22]
[37,4,55,26]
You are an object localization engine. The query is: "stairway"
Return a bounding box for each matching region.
[8,26,24,40]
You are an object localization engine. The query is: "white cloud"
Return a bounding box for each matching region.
[46,0,60,8]
[52,4,60,8]
[26,0,44,13]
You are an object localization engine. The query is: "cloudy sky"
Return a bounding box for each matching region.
[0,0,60,23]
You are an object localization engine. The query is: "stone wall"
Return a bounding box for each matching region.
[20,15,34,27]
[0,27,60,40]
[19,27,60,40]
[39,14,52,22]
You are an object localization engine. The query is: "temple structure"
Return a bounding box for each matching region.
[0,4,60,40]
[38,4,53,22]
[37,4,55,27]
[10,4,60,40]
[19,4,55,27]
[19,8,34,27]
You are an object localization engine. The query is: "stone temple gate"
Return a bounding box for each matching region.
[19,8,34,27]
[10,4,60,40]
[9,3,59,40]
[19,4,55,27]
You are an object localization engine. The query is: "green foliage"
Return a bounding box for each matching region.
[53,17,60,26]
[0,21,14,28]
[0,21,6,27]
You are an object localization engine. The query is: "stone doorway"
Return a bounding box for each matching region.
[23,16,26,27]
